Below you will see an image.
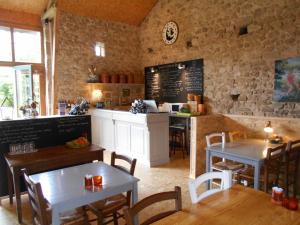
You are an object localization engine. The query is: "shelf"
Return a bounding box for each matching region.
[87,82,144,85]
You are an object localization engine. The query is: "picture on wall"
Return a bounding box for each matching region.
[273,56,300,102]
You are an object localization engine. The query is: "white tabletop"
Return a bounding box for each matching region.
[207,139,281,161]
[30,162,139,215]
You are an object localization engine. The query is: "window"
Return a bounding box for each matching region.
[0,25,45,117]
[0,26,12,61]
[14,28,42,63]
[0,66,42,118]
[0,26,42,63]
[95,42,105,57]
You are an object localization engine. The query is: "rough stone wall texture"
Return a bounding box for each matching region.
[140,0,300,118]
[55,10,143,104]
[88,83,144,108]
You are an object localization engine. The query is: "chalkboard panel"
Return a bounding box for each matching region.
[145,59,204,103]
[0,115,91,196]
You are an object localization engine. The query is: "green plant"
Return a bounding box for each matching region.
[0,83,14,107]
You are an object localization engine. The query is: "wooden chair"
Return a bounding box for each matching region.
[88,152,137,225]
[169,124,186,158]
[123,186,182,225]
[189,170,232,204]
[228,131,247,142]
[22,169,89,225]
[206,132,244,171]
[237,144,287,192]
[284,140,300,197]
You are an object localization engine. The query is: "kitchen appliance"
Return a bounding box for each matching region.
[169,103,185,113]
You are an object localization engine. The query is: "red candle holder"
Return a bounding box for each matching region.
[93,175,102,187]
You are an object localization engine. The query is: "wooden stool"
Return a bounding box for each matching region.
[169,125,186,158]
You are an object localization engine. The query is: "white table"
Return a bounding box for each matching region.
[206,139,281,190]
[29,162,139,225]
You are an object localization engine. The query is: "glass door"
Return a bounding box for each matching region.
[14,65,33,116]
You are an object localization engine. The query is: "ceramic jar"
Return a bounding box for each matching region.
[111,74,120,83]
[119,74,127,83]
[127,73,134,83]
[101,72,110,83]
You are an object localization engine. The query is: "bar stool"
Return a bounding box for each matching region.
[169,124,186,158]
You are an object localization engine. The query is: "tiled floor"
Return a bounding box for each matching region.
[0,150,191,225]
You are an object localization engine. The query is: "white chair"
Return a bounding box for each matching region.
[189,170,232,204]
[206,132,243,171]
[205,132,226,148]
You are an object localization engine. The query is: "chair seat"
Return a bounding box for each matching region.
[89,194,127,215]
[212,161,244,171]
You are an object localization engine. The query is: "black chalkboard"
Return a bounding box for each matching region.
[145,59,204,103]
[0,115,91,196]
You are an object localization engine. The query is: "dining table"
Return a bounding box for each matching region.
[152,185,300,225]
[4,144,104,224]
[206,139,282,189]
[29,161,139,225]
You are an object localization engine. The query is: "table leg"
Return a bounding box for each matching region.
[7,166,13,204]
[52,207,60,225]
[132,182,139,225]
[254,162,261,190]
[12,169,22,224]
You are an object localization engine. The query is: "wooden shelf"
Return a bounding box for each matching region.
[87,82,144,85]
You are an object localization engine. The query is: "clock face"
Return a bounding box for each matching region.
[162,21,178,45]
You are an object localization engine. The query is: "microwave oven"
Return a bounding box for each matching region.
[169,103,185,113]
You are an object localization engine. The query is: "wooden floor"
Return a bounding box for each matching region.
[0,150,191,225]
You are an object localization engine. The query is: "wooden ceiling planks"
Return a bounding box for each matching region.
[56,0,158,26]
[0,0,158,26]
[0,0,48,15]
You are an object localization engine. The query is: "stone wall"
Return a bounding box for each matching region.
[55,10,144,104]
[140,0,300,118]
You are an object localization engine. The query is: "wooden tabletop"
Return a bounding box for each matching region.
[4,144,104,168]
[153,185,300,225]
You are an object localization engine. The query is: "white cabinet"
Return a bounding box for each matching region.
[90,109,169,167]
[114,121,131,154]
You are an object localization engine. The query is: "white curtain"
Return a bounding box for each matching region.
[42,6,56,115]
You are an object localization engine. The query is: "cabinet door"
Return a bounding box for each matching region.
[99,118,114,150]
[91,116,101,146]
[114,121,130,155]
[131,125,147,160]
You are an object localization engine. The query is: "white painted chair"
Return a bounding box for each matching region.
[189,170,232,204]
[205,132,226,148]
[206,132,244,172]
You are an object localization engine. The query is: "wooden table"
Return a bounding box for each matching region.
[206,139,281,189]
[30,162,139,225]
[4,144,104,224]
[153,185,300,225]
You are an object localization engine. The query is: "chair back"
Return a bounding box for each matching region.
[206,132,225,147]
[189,170,232,204]
[285,140,300,197]
[22,169,49,225]
[111,152,137,205]
[263,144,286,192]
[111,152,137,176]
[228,131,247,142]
[123,186,182,225]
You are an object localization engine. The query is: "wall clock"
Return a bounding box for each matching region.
[162,21,178,45]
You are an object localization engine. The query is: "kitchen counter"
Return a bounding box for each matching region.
[90,109,169,167]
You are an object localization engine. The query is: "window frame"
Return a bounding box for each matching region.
[0,21,46,115]
[0,21,44,66]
